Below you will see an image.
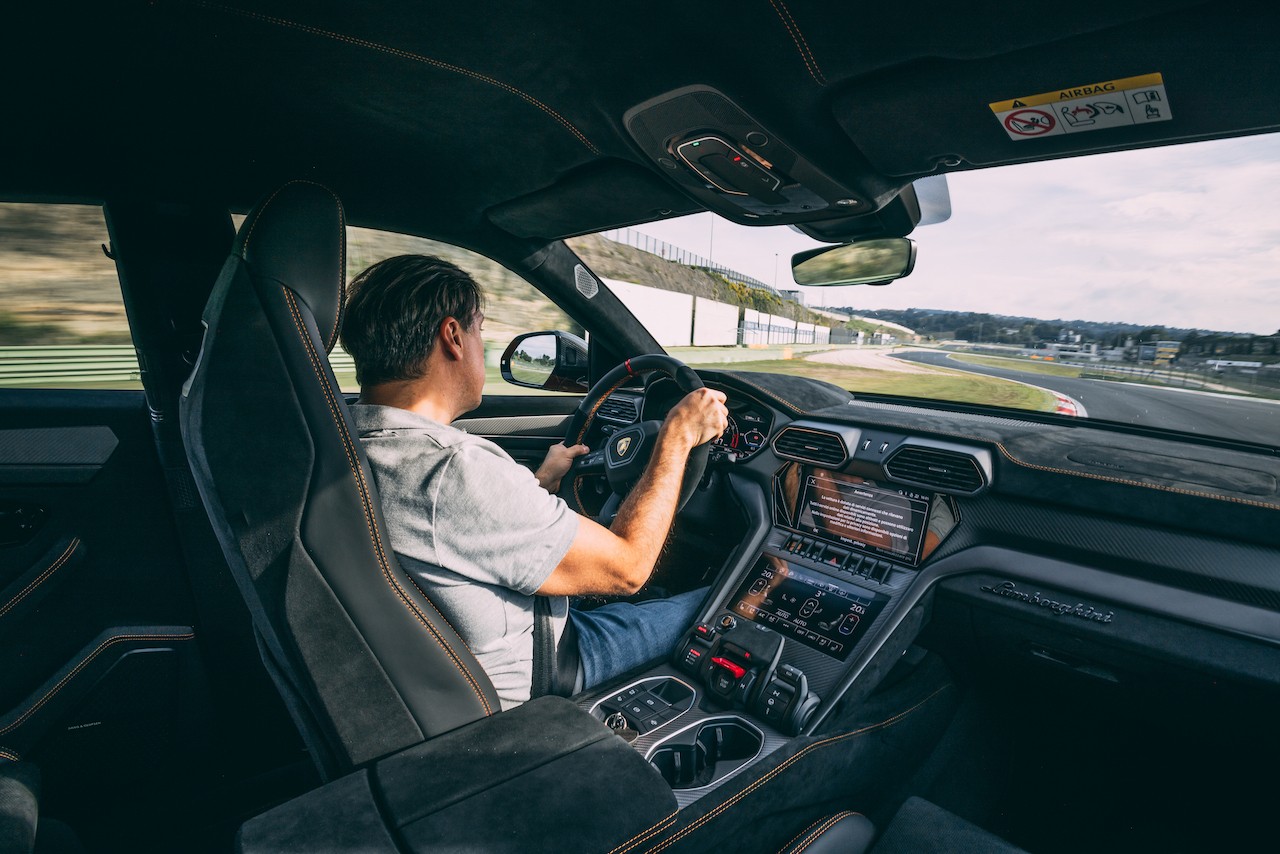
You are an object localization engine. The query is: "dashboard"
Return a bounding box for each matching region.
[577,366,1280,742]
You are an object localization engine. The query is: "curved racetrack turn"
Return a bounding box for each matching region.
[893,350,1280,447]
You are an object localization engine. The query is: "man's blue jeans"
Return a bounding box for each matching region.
[570,587,707,690]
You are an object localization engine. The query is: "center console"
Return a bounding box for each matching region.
[579,462,960,802]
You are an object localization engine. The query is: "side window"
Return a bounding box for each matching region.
[0,203,137,389]
[341,226,582,395]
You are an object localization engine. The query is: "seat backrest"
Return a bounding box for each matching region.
[180,181,500,777]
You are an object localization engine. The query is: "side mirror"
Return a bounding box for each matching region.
[500,331,589,392]
[791,238,916,287]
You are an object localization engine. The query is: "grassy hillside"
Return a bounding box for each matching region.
[567,233,836,328]
[0,201,847,348]
[0,203,131,343]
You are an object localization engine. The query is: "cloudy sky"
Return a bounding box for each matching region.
[632,133,1280,335]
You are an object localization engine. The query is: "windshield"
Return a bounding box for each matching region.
[569,133,1280,449]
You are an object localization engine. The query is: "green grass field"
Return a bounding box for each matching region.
[8,345,1055,412]
[726,358,1056,411]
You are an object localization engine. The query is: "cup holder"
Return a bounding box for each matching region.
[649,719,762,789]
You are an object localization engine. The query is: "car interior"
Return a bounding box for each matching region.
[3,1,1279,852]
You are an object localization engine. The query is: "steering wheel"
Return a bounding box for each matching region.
[562,354,710,523]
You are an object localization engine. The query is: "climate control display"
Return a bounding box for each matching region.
[727,555,886,660]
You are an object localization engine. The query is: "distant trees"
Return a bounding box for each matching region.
[834,307,1212,347]
[1136,327,1167,342]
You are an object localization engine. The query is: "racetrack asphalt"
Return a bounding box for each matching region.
[894,350,1280,447]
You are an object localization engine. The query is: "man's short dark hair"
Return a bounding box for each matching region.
[341,254,485,387]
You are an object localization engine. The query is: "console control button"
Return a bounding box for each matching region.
[709,655,748,697]
[641,694,670,712]
[759,678,795,724]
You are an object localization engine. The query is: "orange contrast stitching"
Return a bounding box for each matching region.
[792,811,860,854]
[779,811,854,854]
[607,811,679,854]
[186,1,599,154]
[568,376,636,514]
[0,538,80,620]
[0,632,194,738]
[767,0,827,85]
[328,191,346,353]
[642,685,950,853]
[239,181,293,257]
[0,748,18,762]
[731,374,806,416]
[575,377,634,446]
[284,289,475,653]
[239,179,346,353]
[282,289,493,716]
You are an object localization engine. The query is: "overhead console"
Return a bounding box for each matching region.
[624,85,871,225]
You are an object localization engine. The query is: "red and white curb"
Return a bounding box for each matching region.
[1052,392,1086,417]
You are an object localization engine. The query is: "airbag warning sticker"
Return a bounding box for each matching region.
[989,72,1171,141]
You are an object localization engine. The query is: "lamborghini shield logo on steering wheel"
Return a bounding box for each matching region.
[615,436,632,457]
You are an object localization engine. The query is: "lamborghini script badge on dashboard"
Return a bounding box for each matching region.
[615,436,632,457]
[980,581,1114,623]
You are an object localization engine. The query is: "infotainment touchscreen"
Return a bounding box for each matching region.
[795,470,932,566]
[728,556,886,660]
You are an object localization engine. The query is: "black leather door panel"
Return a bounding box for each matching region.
[0,388,215,848]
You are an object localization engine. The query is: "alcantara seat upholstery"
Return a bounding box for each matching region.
[180,181,501,779]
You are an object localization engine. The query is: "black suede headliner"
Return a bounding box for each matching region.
[6,0,1271,255]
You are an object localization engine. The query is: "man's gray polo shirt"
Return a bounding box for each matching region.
[352,404,578,709]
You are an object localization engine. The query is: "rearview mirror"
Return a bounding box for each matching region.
[500,331,589,392]
[791,238,916,286]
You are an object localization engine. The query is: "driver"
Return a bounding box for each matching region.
[341,255,729,709]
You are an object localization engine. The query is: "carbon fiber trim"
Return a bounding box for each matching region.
[953,492,1280,611]
[813,399,1280,518]
[451,414,570,437]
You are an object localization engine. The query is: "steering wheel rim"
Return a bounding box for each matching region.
[563,354,709,520]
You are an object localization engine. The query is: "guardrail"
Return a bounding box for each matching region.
[1074,361,1280,395]
[601,228,781,296]
[0,346,142,385]
[0,345,358,386]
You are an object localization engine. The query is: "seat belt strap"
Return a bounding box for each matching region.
[531,595,556,699]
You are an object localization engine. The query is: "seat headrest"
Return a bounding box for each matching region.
[236,181,346,352]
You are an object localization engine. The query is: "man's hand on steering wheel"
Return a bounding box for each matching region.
[660,388,729,450]
[537,376,729,598]
[536,442,589,493]
[559,354,728,523]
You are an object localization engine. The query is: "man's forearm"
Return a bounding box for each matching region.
[607,430,694,585]
[537,388,725,597]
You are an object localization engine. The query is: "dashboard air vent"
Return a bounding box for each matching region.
[772,427,847,466]
[885,446,986,494]
[596,395,640,424]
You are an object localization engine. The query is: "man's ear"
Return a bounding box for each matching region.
[437,316,465,361]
